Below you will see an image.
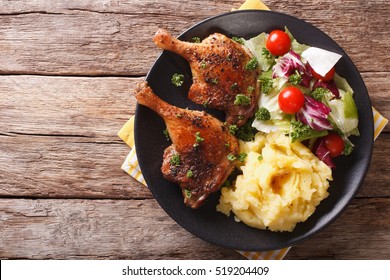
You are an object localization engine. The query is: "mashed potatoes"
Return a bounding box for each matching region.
[217,131,332,232]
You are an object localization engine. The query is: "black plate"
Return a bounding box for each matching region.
[134,10,374,251]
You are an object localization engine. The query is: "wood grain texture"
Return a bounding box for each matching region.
[0,197,388,260]
[286,197,390,260]
[0,76,138,138]
[0,0,389,260]
[0,0,388,75]
[0,198,242,260]
[0,134,152,199]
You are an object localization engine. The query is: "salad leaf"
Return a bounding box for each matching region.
[296,96,333,130]
[243,33,274,71]
[326,89,359,137]
[333,73,354,96]
[311,87,329,101]
[285,27,310,55]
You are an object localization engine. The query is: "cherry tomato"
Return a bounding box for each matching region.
[309,64,336,82]
[324,133,344,158]
[278,86,305,114]
[266,30,291,56]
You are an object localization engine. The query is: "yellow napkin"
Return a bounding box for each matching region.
[234,0,270,10]
[118,0,388,260]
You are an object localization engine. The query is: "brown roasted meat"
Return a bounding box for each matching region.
[134,82,239,208]
[153,29,259,127]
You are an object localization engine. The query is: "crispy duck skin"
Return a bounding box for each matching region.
[153,29,259,127]
[134,82,239,208]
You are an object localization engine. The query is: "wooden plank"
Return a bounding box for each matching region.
[0,197,388,259]
[286,197,390,259]
[362,72,390,123]
[359,134,390,198]
[0,198,242,260]
[0,134,151,199]
[0,0,388,75]
[0,76,138,139]
[0,0,236,76]
[0,0,240,15]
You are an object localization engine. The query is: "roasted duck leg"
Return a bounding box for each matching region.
[153,29,259,127]
[134,82,239,208]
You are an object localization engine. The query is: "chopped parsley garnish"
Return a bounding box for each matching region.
[343,141,354,155]
[186,170,193,178]
[255,107,271,121]
[262,47,273,61]
[247,86,255,93]
[171,73,185,87]
[200,59,207,69]
[225,142,230,148]
[237,153,247,162]
[245,57,259,70]
[258,72,273,94]
[234,94,251,106]
[290,121,328,143]
[163,128,170,141]
[232,36,244,45]
[211,78,219,85]
[195,132,204,142]
[289,71,302,85]
[227,153,237,161]
[235,117,257,141]
[258,155,263,161]
[170,153,181,166]
[193,132,204,147]
[228,124,239,135]
[184,189,192,198]
[229,119,257,141]
[311,87,329,101]
[191,36,201,43]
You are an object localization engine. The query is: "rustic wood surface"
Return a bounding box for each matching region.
[0,0,389,260]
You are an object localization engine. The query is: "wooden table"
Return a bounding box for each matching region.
[0,0,389,260]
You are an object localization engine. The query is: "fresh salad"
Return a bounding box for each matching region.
[239,28,359,168]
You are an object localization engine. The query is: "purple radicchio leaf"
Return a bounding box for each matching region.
[300,66,313,88]
[313,138,335,168]
[313,79,340,99]
[296,96,333,130]
[273,51,312,87]
[272,51,306,78]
